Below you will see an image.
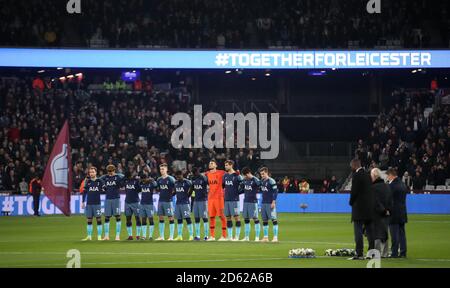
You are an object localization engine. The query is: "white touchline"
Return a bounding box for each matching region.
[2,256,450,268]
[0,251,274,257]
[0,257,290,268]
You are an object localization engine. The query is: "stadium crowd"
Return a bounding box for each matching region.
[355,89,450,190]
[1,0,449,49]
[0,76,261,194]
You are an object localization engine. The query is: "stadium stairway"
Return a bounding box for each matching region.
[262,131,352,181]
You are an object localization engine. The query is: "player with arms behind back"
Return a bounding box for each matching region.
[155,163,176,241]
[223,160,243,241]
[174,170,194,241]
[240,167,262,242]
[122,170,142,240]
[81,167,106,241]
[139,171,157,240]
[191,167,210,240]
[259,167,279,242]
[99,164,124,241]
[205,159,227,241]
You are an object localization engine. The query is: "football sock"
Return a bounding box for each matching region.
[235,221,241,238]
[104,222,110,237]
[169,220,175,238]
[136,225,141,237]
[187,223,193,237]
[97,224,103,238]
[244,219,250,238]
[97,220,103,237]
[115,220,121,237]
[227,220,233,238]
[203,221,209,237]
[221,216,227,237]
[142,225,147,238]
[273,221,279,237]
[159,220,165,238]
[177,220,183,236]
[263,224,269,237]
[87,224,93,237]
[254,221,260,238]
[210,217,216,238]
[149,224,154,238]
[195,223,201,237]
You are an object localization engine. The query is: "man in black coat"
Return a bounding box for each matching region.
[386,168,408,258]
[29,176,42,216]
[349,159,375,259]
[370,168,393,258]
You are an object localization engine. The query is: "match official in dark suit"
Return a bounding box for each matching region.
[349,159,375,259]
[370,168,393,258]
[386,168,408,258]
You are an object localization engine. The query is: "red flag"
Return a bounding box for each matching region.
[42,120,72,216]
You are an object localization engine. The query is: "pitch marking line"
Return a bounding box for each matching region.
[0,257,292,267]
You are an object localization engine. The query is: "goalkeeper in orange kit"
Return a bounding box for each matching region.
[205,159,227,241]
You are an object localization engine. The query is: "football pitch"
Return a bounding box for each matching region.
[0,213,449,268]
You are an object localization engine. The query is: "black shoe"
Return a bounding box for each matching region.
[349,256,364,260]
[389,255,400,258]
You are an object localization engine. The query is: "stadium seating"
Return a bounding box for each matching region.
[1,0,449,49]
[353,88,449,191]
[0,77,260,193]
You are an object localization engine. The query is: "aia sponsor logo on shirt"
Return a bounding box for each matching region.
[176,187,186,193]
[225,180,234,186]
[106,181,116,186]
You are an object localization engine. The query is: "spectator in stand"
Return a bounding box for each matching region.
[4,169,18,193]
[320,179,329,193]
[280,176,289,193]
[19,178,28,194]
[299,179,309,194]
[328,176,339,193]
[32,77,45,92]
[402,172,412,190]
[287,177,298,193]
[412,171,425,190]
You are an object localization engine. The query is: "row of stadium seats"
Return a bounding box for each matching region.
[1,0,449,48]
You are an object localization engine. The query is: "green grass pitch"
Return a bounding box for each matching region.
[0,213,449,268]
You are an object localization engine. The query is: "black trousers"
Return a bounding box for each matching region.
[389,223,407,257]
[32,193,40,215]
[353,220,375,257]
